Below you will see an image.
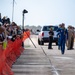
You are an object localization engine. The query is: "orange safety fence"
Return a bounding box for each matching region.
[0,30,30,75]
[23,30,30,41]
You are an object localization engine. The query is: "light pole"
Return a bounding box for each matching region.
[22,9,36,48]
[12,0,15,22]
[22,9,28,48]
[22,9,28,30]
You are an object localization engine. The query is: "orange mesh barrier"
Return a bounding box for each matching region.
[0,30,30,75]
[23,30,30,41]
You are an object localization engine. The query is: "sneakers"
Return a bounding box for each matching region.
[67,48,74,50]
[48,48,53,49]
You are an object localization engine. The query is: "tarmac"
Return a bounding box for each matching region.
[12,35,75,75]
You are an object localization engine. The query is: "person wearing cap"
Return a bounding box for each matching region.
[58,23,68,54]
[67,26,73,50]
[57,24,62,50]
[70,26,74,49]
[48,27,54,49]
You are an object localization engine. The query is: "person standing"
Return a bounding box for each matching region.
[59,23,68,54]
[57,24,62,50]
[67,26,73,50]
[48,27,54,49]
[70,26,74,49]
[67,26,72,50]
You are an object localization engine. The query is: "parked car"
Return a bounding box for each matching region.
[38,25,58,45]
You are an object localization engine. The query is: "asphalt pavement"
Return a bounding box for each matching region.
[12,35,75,75]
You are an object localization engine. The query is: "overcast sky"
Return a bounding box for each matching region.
[0,0,75,27]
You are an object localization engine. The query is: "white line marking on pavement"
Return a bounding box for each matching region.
[41,46,60,75]
[52,66,60,75]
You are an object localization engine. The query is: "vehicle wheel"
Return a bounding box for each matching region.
[38,39,41,45]
[40,41,44,45]
[56,42,58,45]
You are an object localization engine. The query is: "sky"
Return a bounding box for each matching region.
[0,0,75,27]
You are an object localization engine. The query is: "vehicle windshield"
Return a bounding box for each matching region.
[42,26,58,31]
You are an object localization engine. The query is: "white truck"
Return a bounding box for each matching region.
[38,25,58,45]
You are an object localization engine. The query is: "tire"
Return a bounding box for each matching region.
[56,42,58,45]
[40,41,44,45]
[38,39,41,45]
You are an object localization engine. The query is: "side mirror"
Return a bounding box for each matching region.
[35,30,40,35]
[37,30,40,32]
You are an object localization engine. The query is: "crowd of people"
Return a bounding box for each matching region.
[48,23,75,54]
[0,13,24,49]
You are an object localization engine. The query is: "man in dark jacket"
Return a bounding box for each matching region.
[48,27,54,49]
